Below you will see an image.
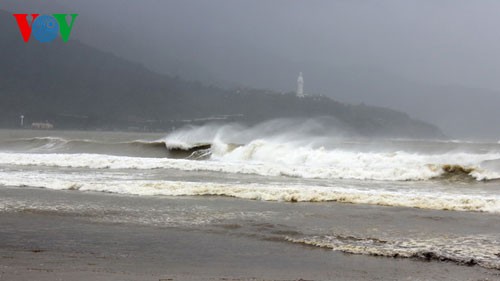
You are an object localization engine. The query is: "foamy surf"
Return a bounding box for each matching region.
[1,170,500,213]
[286,234,500,270]
[3,127,500,215]
[1,148,500,181]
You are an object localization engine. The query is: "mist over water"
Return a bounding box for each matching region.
[164,118,350,149]
[5,0,500,138]
[161,120,500,181]
[3,121,500,183]
[1,125,500,213]
[2,1,500,276]
[1,126,500,271]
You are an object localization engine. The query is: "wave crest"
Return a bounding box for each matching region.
[286,234,500,270]
[0,137,211,159]
[3,135,500,182]
[1,174,499,213]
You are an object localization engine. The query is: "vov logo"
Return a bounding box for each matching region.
[13,14,78,43]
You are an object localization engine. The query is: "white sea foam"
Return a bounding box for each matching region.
[287,234,500,269]
[1,140,500,181]
[1,171,500,213]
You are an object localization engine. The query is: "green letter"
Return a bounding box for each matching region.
[52,14,78,42]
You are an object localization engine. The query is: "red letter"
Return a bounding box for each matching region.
[13,14,39,42]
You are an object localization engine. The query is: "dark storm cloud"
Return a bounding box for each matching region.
[3,0,500,138]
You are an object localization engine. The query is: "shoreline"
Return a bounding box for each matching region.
[1,187,500,280]
[1,212,499,281]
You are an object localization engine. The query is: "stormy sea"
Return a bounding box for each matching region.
[1,121,500,280]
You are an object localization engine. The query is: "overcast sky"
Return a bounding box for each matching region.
[4,0,500,138]
[4,0,500,91]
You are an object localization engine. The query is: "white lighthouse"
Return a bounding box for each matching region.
[297,72,304,97]
[20,115,24,127]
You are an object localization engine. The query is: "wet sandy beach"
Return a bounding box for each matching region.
[0,187,499,281]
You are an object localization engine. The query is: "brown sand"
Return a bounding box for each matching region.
[0,211,499,281]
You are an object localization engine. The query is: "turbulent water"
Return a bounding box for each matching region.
[1,124,500,270]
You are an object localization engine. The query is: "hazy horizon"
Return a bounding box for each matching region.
[3,0,500,138]
[3,2,500,279]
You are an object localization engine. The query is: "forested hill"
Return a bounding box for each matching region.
[0,10,443,138]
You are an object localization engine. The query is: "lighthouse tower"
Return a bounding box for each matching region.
[297,72,304,97]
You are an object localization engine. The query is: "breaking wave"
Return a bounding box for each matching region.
[286,234,500,270]
[0,136,211,159]
[3,119,500,183]
[0,151,498,182]
[2,139,500,182]
[1,172,500,213]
